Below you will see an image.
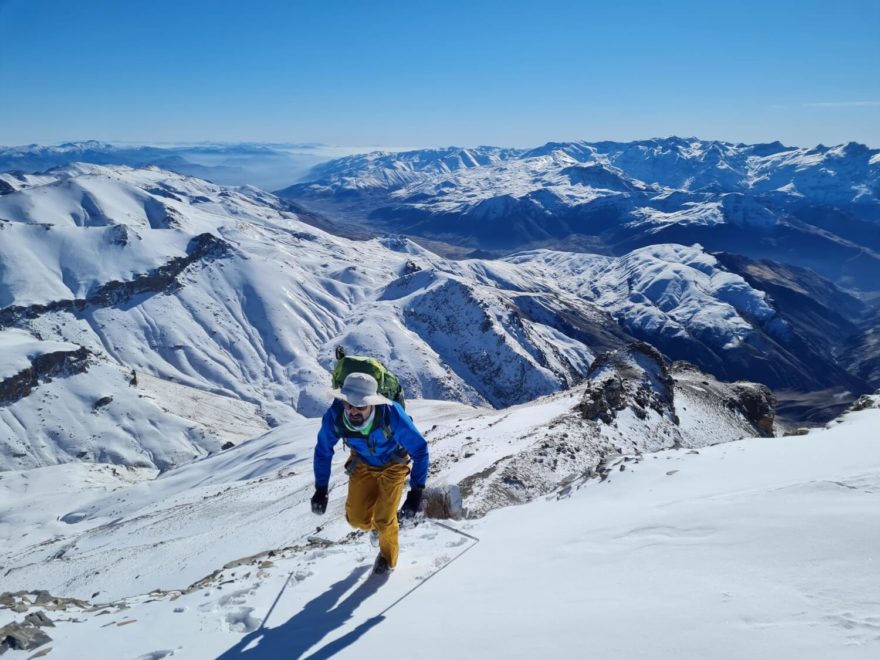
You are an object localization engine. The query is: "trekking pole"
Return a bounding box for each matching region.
[258,571,294,630]
[376,519,480,617]
[429,519,480,543]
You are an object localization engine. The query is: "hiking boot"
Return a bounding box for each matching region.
[373,553,393,575]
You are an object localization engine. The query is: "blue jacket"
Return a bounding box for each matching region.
[313,400,429,490]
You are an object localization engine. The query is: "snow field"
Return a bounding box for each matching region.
[1,403,877,658]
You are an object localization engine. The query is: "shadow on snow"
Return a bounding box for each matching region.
[216,565,387,659]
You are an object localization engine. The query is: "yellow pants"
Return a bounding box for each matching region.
[345,457,410,568]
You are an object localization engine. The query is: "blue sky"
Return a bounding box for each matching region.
[1,0,878,148]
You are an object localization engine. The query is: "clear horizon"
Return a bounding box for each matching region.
[2,135,879,152]
[1,0,878,148]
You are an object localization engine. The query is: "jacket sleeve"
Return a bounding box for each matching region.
[389,403,429,489]
[314,405,341,489]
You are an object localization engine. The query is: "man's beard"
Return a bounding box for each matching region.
[345,407,375,430]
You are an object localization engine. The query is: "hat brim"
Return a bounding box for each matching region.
[330,388,394,407]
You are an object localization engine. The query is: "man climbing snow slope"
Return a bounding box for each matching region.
[310,372,429,574]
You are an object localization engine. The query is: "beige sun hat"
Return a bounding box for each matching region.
[331,372,394,407]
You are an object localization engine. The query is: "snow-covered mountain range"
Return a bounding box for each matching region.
[281,138,880,291]
[0,141,371,192]
[1,163,809,473]
[2,149,879,658]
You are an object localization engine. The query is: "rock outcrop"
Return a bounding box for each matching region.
[578,342,678,425]
[0,233,230,328]
[0,347,90,406]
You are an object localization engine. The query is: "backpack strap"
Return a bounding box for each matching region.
[332,404,407,461]
[379,406,410,464]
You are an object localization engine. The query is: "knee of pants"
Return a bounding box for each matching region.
[373,512,398,531]
[345,508,373,531]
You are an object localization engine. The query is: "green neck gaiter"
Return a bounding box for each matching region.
[342,408,375,435]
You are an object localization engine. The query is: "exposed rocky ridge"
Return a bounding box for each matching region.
[848,392,880,412]
[0,347,90,406]
[454,343,776,517]
[578,342,678,425]
[0,233,230,329]
[0,620,52,654]
[670,361,776,438]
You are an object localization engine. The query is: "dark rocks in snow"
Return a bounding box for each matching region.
[0,347,90,406]
[0,621,52,653]
[578,344,777,440]
[423,484,463,519]
[221,441,235,451]
[578,376,625,423]
[105,224,133,247]
[31,591,90,611]
[0,593,29,614]
[849,394,879,412]
[92,395,113,411]
[187,232,231,262]
[671,361,776,437]
[0,232,232,328]
[726,383,776,437]
[579,342,678,425]
[23,612,54,628]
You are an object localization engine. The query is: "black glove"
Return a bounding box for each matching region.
[399,487,424,519]
[311,486,328,515]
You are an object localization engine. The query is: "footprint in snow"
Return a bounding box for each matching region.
[136,650,180,660]
[617,525,715,540]
[294,568,313,582]
[225,607,260,633]
[217,588,254,608]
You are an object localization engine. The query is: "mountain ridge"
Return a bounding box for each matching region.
[2,163,860,473]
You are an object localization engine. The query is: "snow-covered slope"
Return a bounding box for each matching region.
[1,394,876,659]
[0,164,871,471]
[0,342,777,600]
[479,244,867,389]
[0,165,614,471]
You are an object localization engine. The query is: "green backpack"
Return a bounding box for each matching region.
[331,347,406,409]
